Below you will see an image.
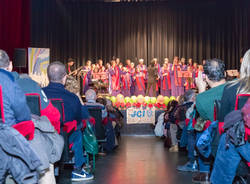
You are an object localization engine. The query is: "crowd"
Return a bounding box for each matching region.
[0,49,123,183]
[0,46,249,184]
[68,57,205,97]
[155,53,250,183]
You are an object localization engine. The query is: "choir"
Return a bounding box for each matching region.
[67,57,205,97]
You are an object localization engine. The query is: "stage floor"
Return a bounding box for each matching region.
[73,136,195,184]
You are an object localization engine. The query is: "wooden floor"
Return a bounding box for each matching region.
[74,136,194,184]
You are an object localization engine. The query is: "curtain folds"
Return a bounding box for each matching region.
[31,0,250,69]
[0,0,30,60]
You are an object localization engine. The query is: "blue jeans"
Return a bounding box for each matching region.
[210,133,250,184]
[196,132,210,173]
[69,130,86,170]
[180,124,188,148]
[187,130,196,162]
[104,121,116,152]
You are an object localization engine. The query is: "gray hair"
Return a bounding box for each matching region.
[85,89,97,101]
[238,49,250,94]
[0,50,10,68]
[184,90,195,102]
[47,61,67,83]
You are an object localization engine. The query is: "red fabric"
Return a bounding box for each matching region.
[136,76,145,91]
[111,66,120,91]
[245,127,250,141]
[63,120,77,133]
[69,143,73,150]
[218,122,224,135]
[68,66,71,73]
[122,74,130,90]
[82,117,96,129]
[203,120,212,131]
[82,73,88,87]
[185,118,190,126]
[89,117,96,125]
[173,65,182,86]
[192,118,197,128]
[12,120,35,140]
[102,117,108,126]
[247,162,250,167]
[41,101,61,134]
[0,0,30,62]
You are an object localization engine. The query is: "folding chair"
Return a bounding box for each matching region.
[50,98,77,184]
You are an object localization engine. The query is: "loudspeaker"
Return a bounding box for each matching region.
[13,48,27,67]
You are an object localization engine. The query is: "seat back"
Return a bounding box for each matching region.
[50,98,74,164]
[235,94,250,110]
[214,99,222,121]
[25,93,41,116]
[50,99,65,126]
[87,107,106,141]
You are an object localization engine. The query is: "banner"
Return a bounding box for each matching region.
[126,107,155,124]
[28,48,50,87]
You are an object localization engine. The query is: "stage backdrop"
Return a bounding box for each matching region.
[31,0,250,70]
[28,48,50,87]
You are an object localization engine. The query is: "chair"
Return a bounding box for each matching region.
[87,107,107,147]
[50,99,76,163]
[25,93,41,116]
[50,98,76,184]
[214,96,250,182]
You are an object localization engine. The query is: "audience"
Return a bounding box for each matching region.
[1,47,249,184]
[192,59,226,183]
[0,50,31,126]
[210,50,250,184]
[0,50,43,183]
[85,89,107,119]
[85,89,117,152]
[43,61,94,181]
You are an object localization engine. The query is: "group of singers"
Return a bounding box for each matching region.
[67,57,204,97]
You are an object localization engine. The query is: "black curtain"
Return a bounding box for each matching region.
[31,0,250,69]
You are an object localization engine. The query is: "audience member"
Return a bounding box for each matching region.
[0,50,31,126]
[43,61,94,181]
[176,90,197,172]
[210,50,250,184]
[192,59,226,183]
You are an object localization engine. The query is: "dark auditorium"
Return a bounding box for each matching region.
[0,0,250,183]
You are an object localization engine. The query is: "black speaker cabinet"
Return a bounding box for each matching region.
[13,48,27,67]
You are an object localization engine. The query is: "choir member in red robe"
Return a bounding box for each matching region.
[109,60,123,96]
[129,62,136,96]
[136,58,147,76]
[184,66,194,90]
[179,57,187,95]
[170,56,182,97]
[134,67,146,96]
[92,67,100,80]
[81,60,92,94]
[160,63,171,96]
[125,59,131,69]
[121,67,132,97]
[188,58,193,67]
[97,59,105,72]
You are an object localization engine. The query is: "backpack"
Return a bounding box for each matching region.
[223,110,245,148]
[223,94,250,147]
[154,113,165,137]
